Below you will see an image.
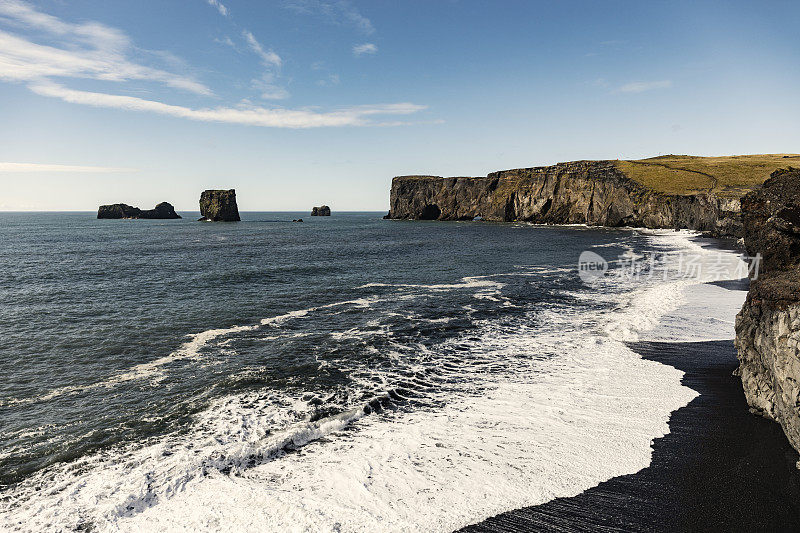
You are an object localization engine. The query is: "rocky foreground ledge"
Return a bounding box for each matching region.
[385,156,799,236]
[735,168,800,454]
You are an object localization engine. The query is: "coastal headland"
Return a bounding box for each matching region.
[385,154,798,237]
[386,156,800,529]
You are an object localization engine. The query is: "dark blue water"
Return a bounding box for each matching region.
[0,212,657,529]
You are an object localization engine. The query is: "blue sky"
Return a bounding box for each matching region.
[0,0,798,211]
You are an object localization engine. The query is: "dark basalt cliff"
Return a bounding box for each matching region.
[735,168,800,454]
[386,160,742,236]
[97,202,181,219]
[311,205,331,216]
[199,189,240,222]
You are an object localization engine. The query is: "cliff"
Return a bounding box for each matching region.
[199,189,240,222]
[735,168,800,455]
[385,156,798,236]
[386,161,742,235]
[97,202,181,219]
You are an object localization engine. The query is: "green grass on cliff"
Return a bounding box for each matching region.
[616,154,799,198]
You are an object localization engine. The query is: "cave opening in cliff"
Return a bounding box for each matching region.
[420,204,441,220]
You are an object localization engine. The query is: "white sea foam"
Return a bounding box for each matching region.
[358,276,504,292]
[2,323,693,533]
[597,230,748,342]
[0,231,747,532]
[104,276,703,532]
[359,276,508,307]
[640,282,746,342]
[114,343,691,533]
[637,236,749,342]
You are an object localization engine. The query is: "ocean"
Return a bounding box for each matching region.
[0,212,747,531]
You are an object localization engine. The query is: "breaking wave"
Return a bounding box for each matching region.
[0,230,747,532]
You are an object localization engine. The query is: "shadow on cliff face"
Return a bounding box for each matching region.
[420,204,441,220]
[462,339,800,532]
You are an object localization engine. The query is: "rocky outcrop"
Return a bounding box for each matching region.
[97,203,139,219]
[311,205,331,216]
[385,161,742,236]
[139,202,182,219]
[735,168,800,454]
[199,189,240,221]
[97,202,181,219]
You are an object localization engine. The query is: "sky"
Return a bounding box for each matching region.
[0,0,798,211]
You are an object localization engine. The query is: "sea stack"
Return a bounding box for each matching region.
[199,189,240,221]
[311,205,331,216]
[97,202,181,219]
[735,167,800,454]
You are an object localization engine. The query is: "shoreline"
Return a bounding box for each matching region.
[462,239,800,532]
[463,338,800,532]
[6,219,798,530]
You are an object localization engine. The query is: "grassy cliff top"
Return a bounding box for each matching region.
[395,154,797,198]
[616,154,799,198]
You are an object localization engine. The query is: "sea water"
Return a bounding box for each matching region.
[0,212,746,531]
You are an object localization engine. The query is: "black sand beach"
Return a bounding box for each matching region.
[463,336,800,532]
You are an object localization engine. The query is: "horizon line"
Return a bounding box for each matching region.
[0,209,389,213]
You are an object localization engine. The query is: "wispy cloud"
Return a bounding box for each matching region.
[284,0,375,35]
[242,30,282,68]
[0,0,213,95]
[205,2,287,101]
[214,36,237,49]
[0,0,129,51]
[251,73,290,100]
[618,80,673,93]
[353,43,377,56]
[241,30,287,99]
[0,1,426,128]
[29,81,426,128]
[0,162,137,173]
[206,0,229,17]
